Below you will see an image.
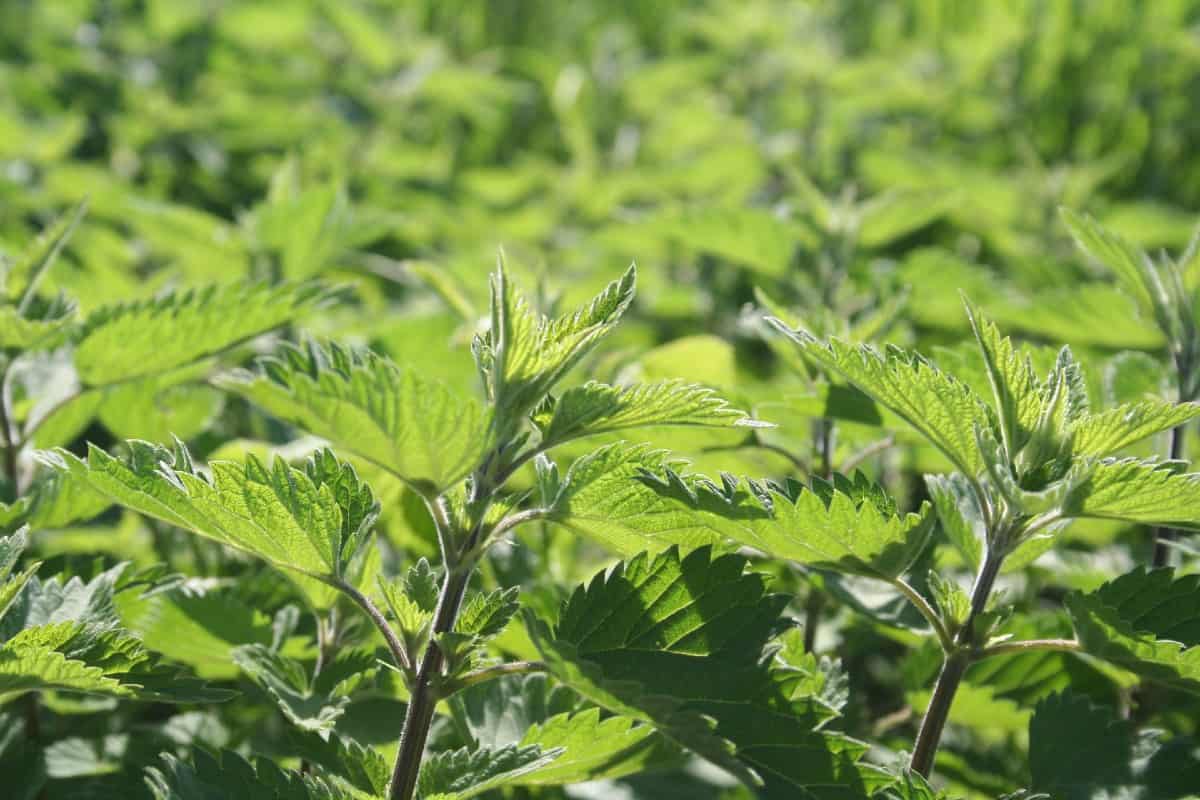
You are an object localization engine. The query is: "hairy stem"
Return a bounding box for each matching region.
[446,660,548,695]
[390,565,473,800]
[890,577,954,652]
[338,580,412,676]
[0,359,19,491]
[909,548,1003,777]
[1152,421,1188,567]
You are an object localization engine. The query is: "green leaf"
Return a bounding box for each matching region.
[774,325,993,477]
[544,443,730,555]
[1029,692,1200,799]
[0,296,76,351]
[146,748,363,800]
[51,442,378,581]
[232,644,357,739]
[3,200,86,307]
[526,546,882,795]
[515,708,682,785]
[457,587,519,641]
[1065,568,1200,693]
[0,529,36,623]
[476,262,635,434]
[534,380,765,449]
[1060,208,1169,332]
[636,468,935,582]
[1062,458,1200,529]
[0,636,126,704]
[74,281,338,387]
[1070,400,1200,457]
[963,298,1042,458]
[415,744,559,800]
[216,340,488,493]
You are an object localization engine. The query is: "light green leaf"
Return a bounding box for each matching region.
[1071,400,1200,457]
[1065,568,1200,693]
[1061,208,1166,328]
[964,298,1043,458]
[416,744,559,800]
[0,637,126,704]
[457,587,519,641]
[544,444,728,555]
[636,467,935,581]
[3,200,86,307]
[50,442,378,581]
[1062,458,1200,529]
[534,379,764,449]
[216,340,488,493]
[74,281,338,386]
[515,708,681,785]
[0,296,76,350]
[774,325,993,477]
[477,262,635,434]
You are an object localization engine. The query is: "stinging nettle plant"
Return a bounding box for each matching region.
[57,262,882,799]
[764,297,1200,777]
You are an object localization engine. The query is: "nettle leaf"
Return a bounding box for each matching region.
[1062,458,1200,529]
[544,443,729,555]
[476,262,635,433]
[216,340,488,493]
[964,297,1043,458]
[51,442,378,581]
[526,546,884,795]
[1061,208,1171,332]
[285,728,390,797]
[636,468,935,582]
[0,295,76,350]
[774,325,993,477]
[515,708,682,785]
[1070,400,1200,457]
[0,634,125,703]
[415,744,559,800]
[74,281,339,386]
[3,200,86,306]
[534,380,764,449]
[233,644,368,739]
[146,748,363,800]
[1028,692,1200,800]
[0,530,38,623]
[1066,568,1200,692]
[457,587,519,640]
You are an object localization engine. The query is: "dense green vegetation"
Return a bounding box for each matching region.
[4,1,1200,798]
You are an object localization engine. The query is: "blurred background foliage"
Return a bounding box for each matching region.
[4,1,1200,797]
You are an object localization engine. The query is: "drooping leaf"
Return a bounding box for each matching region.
[1062,458,1200,529]
[476,262,635,434]
[1065,568,1200,693]
[534,380,764,449]
[0,530,37,623]
[232,644,355,740]
[1028,692,1200,799]
[216,340,488,493]
[50,442,378,581]
[74,281,339,387]
[773,326,994,477]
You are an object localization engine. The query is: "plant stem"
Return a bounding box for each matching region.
[389,565,473,800]
[909,548,1003,777]
[802,589,824,652]
[338,580,412,676]
[0,359,19,490]
[1152,421,1188,567]
[890,577,954,652]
